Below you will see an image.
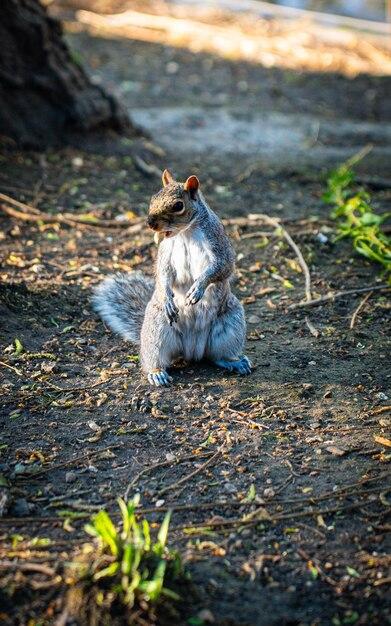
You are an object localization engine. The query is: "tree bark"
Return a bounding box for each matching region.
[0,0,130,147]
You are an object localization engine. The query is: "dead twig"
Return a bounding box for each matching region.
[0,192,144,230]
[171,498,383,533]
[17,444,123,479]
[296,548,338,586]
[305,316,320,337]
[350,290,373,329]
[157,448,223,496]
[0,361,23,376]
[123,451,215,499]
[133,154,162,178]
[0,560,56,576]
[250,213,313,303]
[289,284,389,310]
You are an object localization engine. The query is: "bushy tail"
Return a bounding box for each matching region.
[92,272,154,344]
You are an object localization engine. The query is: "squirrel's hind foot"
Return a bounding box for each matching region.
[214,356,252,376]
[147,370,173,387]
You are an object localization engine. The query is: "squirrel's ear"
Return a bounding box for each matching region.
[184,175,199,198]
[162,169,174,187]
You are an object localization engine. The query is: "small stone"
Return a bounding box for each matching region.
[72,156,84,168]
[155,499,165,507]
[65,471,77,484]
[87,421,100,432]
[31,263,45,274]
[308,361,316,366]
[263,487,275,499]
[41,361,55,374]
[316,232,328,244]
[298,383,313,398]
[326,446,346,457]
[237,80,248,92]
[224,482,237,494]
[248,315,261,324]
[198,609,215,623]
[166,61,179,74]
[375,392,388,401]
[13,463,28,476]
[12,498,31,517]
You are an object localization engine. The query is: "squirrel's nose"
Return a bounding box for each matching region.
[147,215,158,230]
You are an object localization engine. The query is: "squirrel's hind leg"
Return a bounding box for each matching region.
[206,294,252,376]
[140,300,181,386]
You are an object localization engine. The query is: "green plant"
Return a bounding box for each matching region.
[323,161,391,271]
[73,496,181,612]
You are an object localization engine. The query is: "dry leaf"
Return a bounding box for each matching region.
[326,446,346,456]
[374,434,391,448]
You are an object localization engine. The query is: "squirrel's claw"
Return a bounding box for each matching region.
[214,356,252,376]
[186,283,205,306]
[148,370,173,387]
[165,298,179,325]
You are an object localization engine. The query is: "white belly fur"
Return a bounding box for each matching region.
[167,228,220,361]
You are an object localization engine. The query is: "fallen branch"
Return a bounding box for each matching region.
[123,451,215,500]
[0,361,23,376]
[289,284,389,310]
[350,290,373,329]
[171,498,384,533]
[16,444,124,479]
[305,316,319,337]
[0,560,56,576]
[0,192,144,230]
[133,154,162,178]
[157,448,223,496]
[253,213,313,301]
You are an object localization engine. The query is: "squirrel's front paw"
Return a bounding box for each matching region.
[165,298,179,325]
[186,282,205,305]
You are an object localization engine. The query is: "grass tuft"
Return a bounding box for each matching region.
[64,495,183,624]
[323,161,391,272]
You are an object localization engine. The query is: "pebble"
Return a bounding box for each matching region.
[248,314,261,324]
[12,498,31,517]
[198,609,215,623]
[166,61,179,74]
[263,487,275,499]
[224,482,237,494]
[72,156,84,168]
[65,471,77,484]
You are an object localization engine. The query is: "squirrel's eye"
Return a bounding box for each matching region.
[172,201,185,214]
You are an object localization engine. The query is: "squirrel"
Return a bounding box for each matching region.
[93,169,252,387]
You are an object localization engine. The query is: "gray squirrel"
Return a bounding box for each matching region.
[93,169,252,386]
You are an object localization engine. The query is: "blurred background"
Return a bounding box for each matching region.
[42,0,391,177]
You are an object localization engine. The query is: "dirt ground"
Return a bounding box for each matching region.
[0,7,391,626]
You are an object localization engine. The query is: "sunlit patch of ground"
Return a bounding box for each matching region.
[56,0,391,76]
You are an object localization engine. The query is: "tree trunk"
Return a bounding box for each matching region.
[0,0,130,147]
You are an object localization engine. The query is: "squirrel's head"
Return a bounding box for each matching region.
[147,169,199,239]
